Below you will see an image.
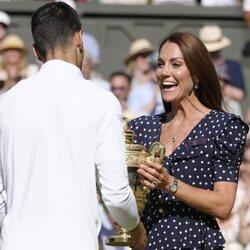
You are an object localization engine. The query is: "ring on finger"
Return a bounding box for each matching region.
[151,178,157,186]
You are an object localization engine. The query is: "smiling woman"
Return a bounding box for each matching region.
[128,31,249,250]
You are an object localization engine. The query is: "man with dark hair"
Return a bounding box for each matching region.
[0,2,146,250]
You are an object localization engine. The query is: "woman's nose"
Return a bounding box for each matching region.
[161,65,171,76]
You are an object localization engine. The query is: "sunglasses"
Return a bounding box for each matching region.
[111,86,127,91]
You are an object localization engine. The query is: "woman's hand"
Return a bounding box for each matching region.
[137,160,173,191]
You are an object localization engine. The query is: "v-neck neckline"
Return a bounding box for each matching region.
[158,110,214,158]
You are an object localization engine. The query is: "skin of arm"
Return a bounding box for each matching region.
[137,161,237,220]
[222,83,245,101]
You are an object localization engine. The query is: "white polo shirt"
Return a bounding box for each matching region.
[0,60,139,250]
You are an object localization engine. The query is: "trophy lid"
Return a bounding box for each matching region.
[123,118,135,144]
[123,118,146,153]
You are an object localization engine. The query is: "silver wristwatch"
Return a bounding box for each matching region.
[168,177,178,194]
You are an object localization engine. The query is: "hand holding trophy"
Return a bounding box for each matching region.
[105,118,165,247]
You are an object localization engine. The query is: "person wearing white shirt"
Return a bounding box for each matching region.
[0,2,146,250]
[200,0,240,6]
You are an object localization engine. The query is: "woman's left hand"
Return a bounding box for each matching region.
[137,161,173,191]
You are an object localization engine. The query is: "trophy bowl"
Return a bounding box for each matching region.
[105,119,165,247]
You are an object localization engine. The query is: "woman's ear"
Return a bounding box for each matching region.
[194,75,199,84]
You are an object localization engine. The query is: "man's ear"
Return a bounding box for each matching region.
[76,30,83,53]
[32,44,44,62]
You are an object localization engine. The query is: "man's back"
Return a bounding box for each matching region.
[0,60,134,250]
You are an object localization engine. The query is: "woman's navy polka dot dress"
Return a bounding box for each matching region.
[128,110,249,250]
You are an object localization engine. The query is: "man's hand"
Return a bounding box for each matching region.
[129,221,147,249]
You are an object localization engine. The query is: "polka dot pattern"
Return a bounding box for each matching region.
[128,110,249,250]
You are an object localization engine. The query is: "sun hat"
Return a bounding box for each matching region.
[125,38,154,65]
[0,11,11,27]
[199,25,231,52]
[0,34,27,52]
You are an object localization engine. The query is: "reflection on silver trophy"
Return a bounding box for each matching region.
[105,118,165,247]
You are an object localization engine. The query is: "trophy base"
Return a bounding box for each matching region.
[105,228,132,247]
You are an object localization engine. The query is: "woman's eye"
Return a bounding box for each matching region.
[157,62,164,68]
[173,63,181,67]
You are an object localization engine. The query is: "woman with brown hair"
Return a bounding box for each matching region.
[128,32,249,249]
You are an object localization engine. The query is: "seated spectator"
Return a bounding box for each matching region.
[0,11,10,44]
[109,71,136,120]
[0,34,39,95]
[200,0,241,6]
[81,32,110,90]
[153,0,196,5]
[125,38,163,117]
[199,25,246,118]
[0,11,11,64]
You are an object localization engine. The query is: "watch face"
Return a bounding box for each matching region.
[170,183,178,193]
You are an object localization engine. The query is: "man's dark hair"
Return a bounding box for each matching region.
[31,2,82,60]
[109,71,132,85]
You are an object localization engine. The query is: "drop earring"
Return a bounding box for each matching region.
[194,83,199,89]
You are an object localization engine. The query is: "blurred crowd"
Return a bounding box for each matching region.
[37,0,243,6]
[0,1,250,249]
[47,0,244,6]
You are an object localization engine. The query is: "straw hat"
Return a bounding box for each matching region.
[199,25,231,52]
[0,11,11,27]
[0,34,27,52]
[125,38,154,64]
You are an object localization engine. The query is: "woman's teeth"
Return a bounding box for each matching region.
[162,83,177,89]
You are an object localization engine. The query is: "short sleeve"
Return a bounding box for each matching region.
[213,117,249,183]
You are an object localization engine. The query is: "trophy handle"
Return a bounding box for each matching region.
[149,142,165,164]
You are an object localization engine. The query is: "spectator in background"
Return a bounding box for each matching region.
[0,11,11,65]
[153,0,196,5]
[0,34,39,94]
[109,71,136,120]
[0,11,10,44]
[200,0,241,6]
[81,32,110,90]
[199,25,246,118]
[125,38,163,117]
